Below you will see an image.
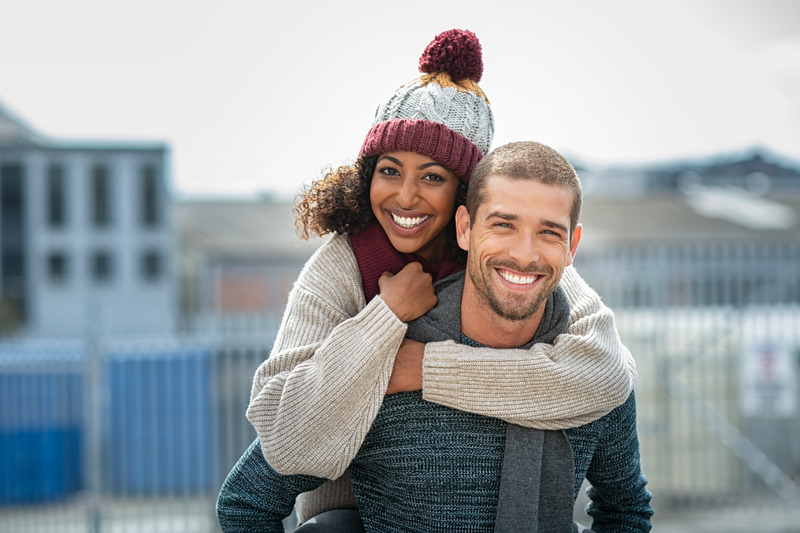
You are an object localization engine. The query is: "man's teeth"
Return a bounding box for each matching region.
[392,213,429,228]
[499,270,537,285]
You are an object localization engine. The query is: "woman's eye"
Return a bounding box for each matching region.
[379,167,399,176]
[422,173,445,183]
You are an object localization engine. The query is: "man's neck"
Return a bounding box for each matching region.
[459,281,544,349]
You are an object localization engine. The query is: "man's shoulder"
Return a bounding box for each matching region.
[433,269,466,297]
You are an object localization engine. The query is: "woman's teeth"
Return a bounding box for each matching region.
[392,213,429,228]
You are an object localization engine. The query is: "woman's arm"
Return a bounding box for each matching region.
[246,234,410,480]
[421,266,636,428]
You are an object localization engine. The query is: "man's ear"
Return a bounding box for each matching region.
[455,205,471,252]
[566,224,582,266]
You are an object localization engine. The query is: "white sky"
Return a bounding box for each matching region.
[1,0,798,199]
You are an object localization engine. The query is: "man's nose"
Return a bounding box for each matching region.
[508,235,540,264]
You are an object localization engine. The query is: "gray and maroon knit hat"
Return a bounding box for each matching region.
[359,29,494,182]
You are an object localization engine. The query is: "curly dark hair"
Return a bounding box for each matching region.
[295,154,467,264]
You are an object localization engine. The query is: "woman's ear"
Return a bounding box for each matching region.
[455,205,471,252]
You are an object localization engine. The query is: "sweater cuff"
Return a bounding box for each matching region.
[360,295,407,339]
[351,297,409,379]
[421,340,462,405]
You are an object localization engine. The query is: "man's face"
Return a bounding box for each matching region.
[456,174,582,322]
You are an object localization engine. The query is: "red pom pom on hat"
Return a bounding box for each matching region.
[419,29,483,82]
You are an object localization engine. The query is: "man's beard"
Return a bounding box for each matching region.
[468,257,557,322]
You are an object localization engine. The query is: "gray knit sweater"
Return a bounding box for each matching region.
[218,271,653,532]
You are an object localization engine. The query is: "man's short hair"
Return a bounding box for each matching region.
[466,141,583,231]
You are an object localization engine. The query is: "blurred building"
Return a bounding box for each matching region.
[576,148,800,308]
[0,102,175,337]
[175,197,322,332]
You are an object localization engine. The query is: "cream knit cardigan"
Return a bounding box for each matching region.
[246,233,636,517]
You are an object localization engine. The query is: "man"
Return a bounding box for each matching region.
[217,141,653,532]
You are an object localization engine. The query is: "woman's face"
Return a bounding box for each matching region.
[370,151,460,262]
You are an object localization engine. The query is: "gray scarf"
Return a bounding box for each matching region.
[406,271,576,533]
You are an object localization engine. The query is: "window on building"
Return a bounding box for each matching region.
[140,164,160,228]
[47,164,67,228]
[140,250,162,282]
[1,163,27,323]
[47,252,69,283]
[91,251,113,283]
[91,164,111,227]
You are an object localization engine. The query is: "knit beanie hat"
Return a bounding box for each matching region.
[359,29,494,182]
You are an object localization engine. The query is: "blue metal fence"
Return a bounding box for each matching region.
[0,334,269,532]
[0,343,84,506]
[105,348,214,495]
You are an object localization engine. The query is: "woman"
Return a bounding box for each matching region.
[241,29,635,526]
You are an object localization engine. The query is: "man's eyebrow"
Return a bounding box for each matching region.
[485,211,569,234]
[543,219,570,234]
[484,211,518,221]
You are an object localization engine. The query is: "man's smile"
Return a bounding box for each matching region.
[497,268,541,286]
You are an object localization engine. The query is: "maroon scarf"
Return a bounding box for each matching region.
[350,222,464,302]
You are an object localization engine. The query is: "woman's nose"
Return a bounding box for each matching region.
[396,178,419,208]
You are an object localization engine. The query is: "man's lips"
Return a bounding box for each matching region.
[496,268,542,287]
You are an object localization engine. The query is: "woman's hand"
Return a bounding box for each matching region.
[378,262,437,322]
[386,338,425,394]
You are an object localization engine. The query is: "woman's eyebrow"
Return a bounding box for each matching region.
[377,155,403,166]
[419,161,447,171]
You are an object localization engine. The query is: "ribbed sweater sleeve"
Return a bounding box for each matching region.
[422,265,637,428]
[246,234,408,480]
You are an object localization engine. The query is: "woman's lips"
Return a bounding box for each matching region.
[390,211,430,229]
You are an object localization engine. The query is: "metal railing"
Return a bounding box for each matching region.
[0,332,272,533]
[2,241,800,531]
[577,240,800,513]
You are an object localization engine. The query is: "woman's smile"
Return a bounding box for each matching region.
[389,211,431,229]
